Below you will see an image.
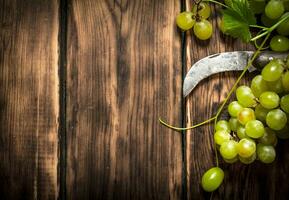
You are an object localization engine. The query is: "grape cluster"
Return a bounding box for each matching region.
[202,55,289,192]
[249,0,289,51]
[216,56,289,165]
[176,2,213,40]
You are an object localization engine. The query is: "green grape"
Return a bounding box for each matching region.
[215,120,231,132]
[245,120,265,138]
[228,101,243,117]
[261,13,279,27]
[261,60,284,82]
[282,71,289,92]
[229,117,240,132]
[220,140,238,159]
[270,35,289,52]
[237,108,256,125]
[250,75,269,97]
[287,55,289,68]
[265,0,285,20]
[258,127,277,145]
[176,12,195,30]
[238,138,256,158]
[257,144,276,164]
[239,152,256,164]
[255,104,270,123]
[259,91,280,109]
[201,167,224,192]
[224,156,238,164]
[277,13,289,36]
[236,86,256,107]
[275,124,289,139]
[192,2,211,19]
[237,126,249,139]
[249,0,266,14]
[266,109,287,130]
[218,17,226,34]
[281,94,289,113]
[214,130,231,145]
[193,19,213,40]
[267,78,284,94]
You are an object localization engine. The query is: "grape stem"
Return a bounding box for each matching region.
[250,12,289,42]
[159,116,216,131]
[203,0,228,8]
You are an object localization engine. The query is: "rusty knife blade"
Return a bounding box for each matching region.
[183,51,255,97]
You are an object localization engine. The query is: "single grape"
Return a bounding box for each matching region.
[282,71,289,92]
[176,12,195,30]
[281,94,289,113]
[277,13,289,36]
[228,101,243,117]
[193,19,213,40]
[245,120,265,138]
[250,75,269,97]
[236,86,256,107]
[238,108,256,125]
[265,0,285,19]
[261,13,279,27]
[229,117,240,132]
[255,104,270,123]
[220,140,238,159]
[218,17,226,34]
[192,2,211,19]
[259,91,280,109]
[275,124,289,139]
[239,152,256,164]
[249,0,266,14]
[267,78,284,94]
[257,144,276,164]
[270,35,289,52]
[258,127,277,145]
[266,109,287,130]
[215,120,231,132]
[224,156,238,164]
[238,138,256,158]
[237,126,249,139]
[214,130,231,145]
[261,60,284,82]
[201,167,224,192]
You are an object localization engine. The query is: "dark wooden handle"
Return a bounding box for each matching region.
[253,51,289,70]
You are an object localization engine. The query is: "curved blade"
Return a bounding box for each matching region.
[183,51,255,97]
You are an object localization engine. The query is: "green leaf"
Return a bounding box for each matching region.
[222,0,256,42]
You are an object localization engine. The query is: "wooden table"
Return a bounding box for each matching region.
[1,0,289,199]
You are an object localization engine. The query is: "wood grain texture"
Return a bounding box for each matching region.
[66,0,183,199]
[0,0,59,199]
[185,3,289,199]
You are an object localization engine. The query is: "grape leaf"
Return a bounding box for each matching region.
[222,0,256,42]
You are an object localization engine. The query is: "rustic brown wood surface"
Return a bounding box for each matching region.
[0,0,59,199]
[66,0,183,199]
[1,0,289,199]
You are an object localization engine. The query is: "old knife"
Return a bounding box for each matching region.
[183,51,288,97]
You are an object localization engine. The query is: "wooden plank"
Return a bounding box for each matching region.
[66,0,183,199]
[185,3,289,199]
[0,0,59,199]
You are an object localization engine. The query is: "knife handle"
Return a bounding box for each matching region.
[252,51,288,70]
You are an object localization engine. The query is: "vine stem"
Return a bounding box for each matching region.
[203,0,228,8]
[249,24,268,30]
[251,12,289,41]
[159,116,216,131]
